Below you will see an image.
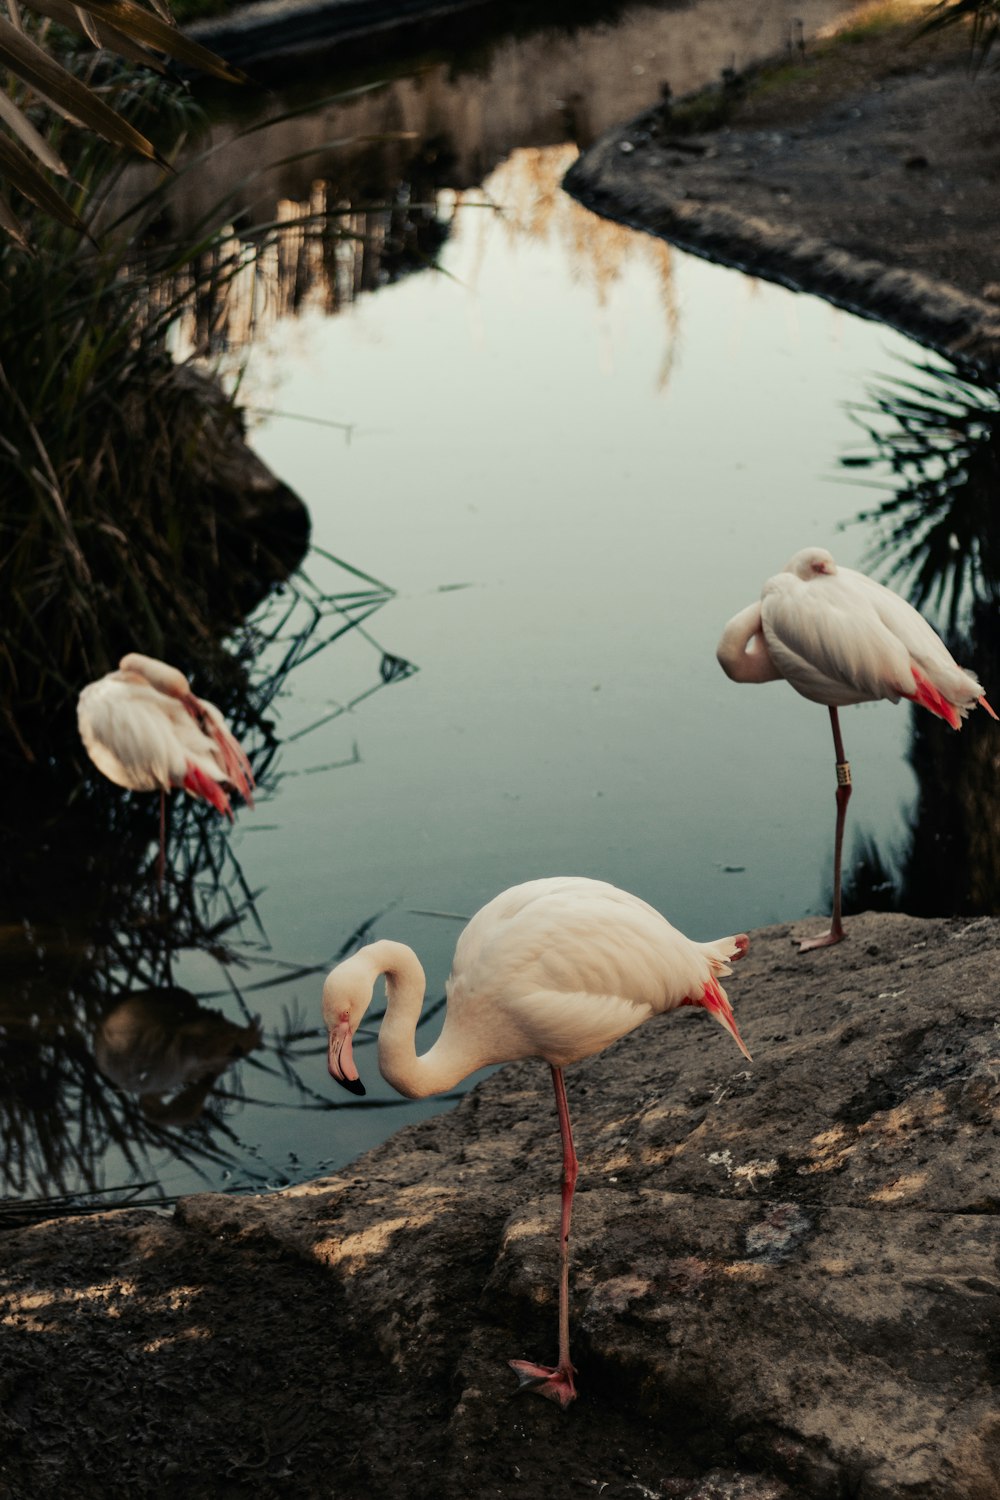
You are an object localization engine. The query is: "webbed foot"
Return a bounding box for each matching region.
[509,1358,577,1408]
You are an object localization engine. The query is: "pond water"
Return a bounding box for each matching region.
[6,0,999,1212]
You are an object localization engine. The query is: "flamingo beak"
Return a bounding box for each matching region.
[702,981,753,1062]
[328,1016,366,1095]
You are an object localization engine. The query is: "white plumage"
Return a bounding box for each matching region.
[717,547,996,948]
[751,547,987,719]
[322,875,751,1407]
[78,651,254,817]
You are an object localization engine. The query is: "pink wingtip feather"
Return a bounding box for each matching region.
[906,665,961,730]
[183,765,233,820]
[698,976,752,1061]
[979,694,999,722]
[209,722,255,807]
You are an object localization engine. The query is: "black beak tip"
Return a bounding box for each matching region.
[335,1076,367,1097]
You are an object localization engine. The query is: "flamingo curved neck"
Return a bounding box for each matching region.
[362,941,474,1100]
[717,603,782,685]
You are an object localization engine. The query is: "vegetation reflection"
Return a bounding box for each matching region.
[0,543,418,1213]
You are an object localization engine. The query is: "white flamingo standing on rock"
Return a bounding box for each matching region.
[717,546,996,951]
[321,875,751,1408]
[77,652,255,885]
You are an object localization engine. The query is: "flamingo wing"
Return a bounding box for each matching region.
[839,567,986,714]
[760,571,914,707]
[447,877,740,1067]
[78,676,232,810]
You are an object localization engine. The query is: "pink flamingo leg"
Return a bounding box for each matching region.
[800,706,851,952]
[157,787,166,894]
[510,1064,579,1407]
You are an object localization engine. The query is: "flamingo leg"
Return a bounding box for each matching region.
[157,787,166,894]
[800,706,851,953]
[509,1064,579,1408]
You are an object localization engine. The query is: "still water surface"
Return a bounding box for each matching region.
[10,0,992,1209]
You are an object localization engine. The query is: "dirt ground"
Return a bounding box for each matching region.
[566,1,1000,372]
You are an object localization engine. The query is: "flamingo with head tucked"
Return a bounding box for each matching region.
[321,875,751,1408]
[717,547,997,951]
[78,651,255,885]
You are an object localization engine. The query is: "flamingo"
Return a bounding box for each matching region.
[77,651,255,885]
[321,875,751,1408]
[717,546,997,951]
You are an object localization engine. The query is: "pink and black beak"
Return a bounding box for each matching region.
[327,1015,366,1096]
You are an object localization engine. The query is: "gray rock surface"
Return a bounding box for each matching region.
[1,913,998,1497]
[563,35,1000,375]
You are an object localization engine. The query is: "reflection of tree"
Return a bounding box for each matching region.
[841,357,1000,917]
[169,147,458,358]
[474,144,679,388]
[845,359,1000,631]
[166,139,681,385]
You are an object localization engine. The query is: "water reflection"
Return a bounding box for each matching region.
[842,357,1000,916]
[162,0,859,356]
[95,988,263,1127]
[847,359,1000,631]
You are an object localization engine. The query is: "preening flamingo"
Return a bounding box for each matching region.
[77,652,255,884]
[717,546,997,951]
[321,875,751,1408]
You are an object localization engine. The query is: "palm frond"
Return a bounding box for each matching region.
[0,0,244,242]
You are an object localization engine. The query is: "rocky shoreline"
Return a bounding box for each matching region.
[564,12,1000,374]
[3,912,998,1499]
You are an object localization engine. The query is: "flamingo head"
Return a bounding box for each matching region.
[119,651,192,700]
[321,961,369,1096]
[785,547,836,580]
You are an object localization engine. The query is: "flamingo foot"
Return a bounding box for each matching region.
[798,926,846,953]
[509,1358,577,1408]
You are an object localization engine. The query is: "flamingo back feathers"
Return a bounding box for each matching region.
[78,663,253,813]
[758,552,989,722]
[444,877,748,1069]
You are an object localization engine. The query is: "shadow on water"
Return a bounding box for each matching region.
[840,357,1000,918]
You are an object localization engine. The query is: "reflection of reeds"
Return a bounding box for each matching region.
[0,546,417,1208]
[167,180,454,360]
[161,138,682,390]
[0,74,434,1212]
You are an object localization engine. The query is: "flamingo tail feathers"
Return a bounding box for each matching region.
[183,765,233,819]
[209,721,255,806]
[978,694,999,722]
[905,666,962,730]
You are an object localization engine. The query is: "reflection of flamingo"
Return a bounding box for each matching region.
[78,652,255,883]
[322,875,751,1408]
[95,987,262,1126]
[717,547,997,951]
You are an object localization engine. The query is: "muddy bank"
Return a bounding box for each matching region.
[2,912,998,1499]
[564,11,1000,374]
